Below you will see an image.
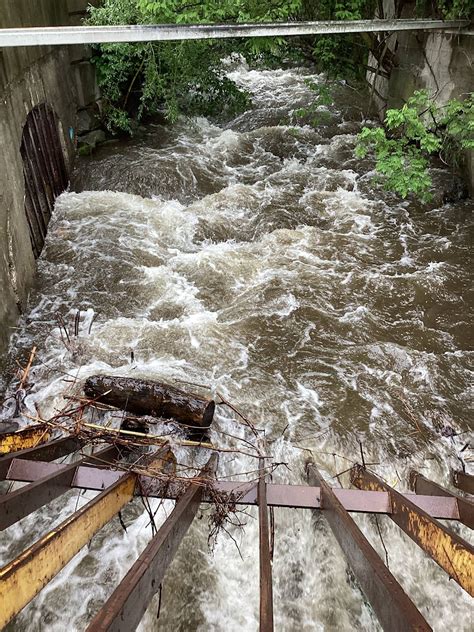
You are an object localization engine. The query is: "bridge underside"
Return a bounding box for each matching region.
[0,19,471,47]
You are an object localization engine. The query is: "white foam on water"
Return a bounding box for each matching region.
[1,64,473,632]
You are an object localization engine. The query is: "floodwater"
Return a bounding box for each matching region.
[1,62,472,631]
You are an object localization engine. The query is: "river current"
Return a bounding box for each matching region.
[1,63,473,631]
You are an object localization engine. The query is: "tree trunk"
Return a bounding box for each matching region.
[84,375,215,429]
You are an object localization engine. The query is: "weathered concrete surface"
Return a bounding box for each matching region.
[384,32,473,108]
[0,1,99,368]
[389,30,473,193]
[368,1,474,192]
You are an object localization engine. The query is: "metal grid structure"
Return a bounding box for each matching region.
[20,103,69,258]
[0,429,472,631]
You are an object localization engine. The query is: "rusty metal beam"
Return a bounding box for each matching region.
[410,471,473,530]
[0,446,119,531]
[0,447,170,628]
[351,465,474,597]
[7,458,124,489]
[0,435,82,480]
[0,424,51,456]
[452,470,474,495]
[258,457,274,632]
[210,482,460,518]
[86,455,217,632]
[6,460,463,519]
[308,464,431,632]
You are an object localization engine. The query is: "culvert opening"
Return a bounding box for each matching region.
[20,103,68,258]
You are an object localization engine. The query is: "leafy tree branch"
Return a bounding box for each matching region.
[87,0,304,132]
[355,90,474,201]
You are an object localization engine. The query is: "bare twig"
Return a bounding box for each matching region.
[19,346,37,390]
[217,393,262,438]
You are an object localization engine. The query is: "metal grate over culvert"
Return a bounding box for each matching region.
[20,103,68,258]
[0,427,472,631]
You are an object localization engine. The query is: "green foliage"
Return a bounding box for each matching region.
[356,90,474,202]
[303,0,472,79]
[440,0,474,18]
[300,0,378,79]
[416,0,474,19]
[442,94,474,152]
[87,0,303,132]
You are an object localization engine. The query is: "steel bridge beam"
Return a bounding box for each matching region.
[0,472,135,629]
[0,435,82,480]
[258,457,274,632]
[410,470,474,530]
[85,455,216,632]
[308,464,431,632]
[0,447,171,629]
[0,424,51,456]
[5,458,463,519]
[0,19,470,48]
[0,445,120,531]
[453,470,474,495]
[351,465,474,597]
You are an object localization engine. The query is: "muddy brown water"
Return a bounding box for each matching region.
[1,63,473,631]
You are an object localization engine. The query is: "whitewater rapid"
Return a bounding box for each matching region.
[1,63,472,631]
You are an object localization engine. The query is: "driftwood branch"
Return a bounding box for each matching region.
[84,375,215,429]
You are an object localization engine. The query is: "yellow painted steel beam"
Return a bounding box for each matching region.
[351,465,474,597]
[0,424,51,455]
[0,474,135,628]
[0,446,173,627]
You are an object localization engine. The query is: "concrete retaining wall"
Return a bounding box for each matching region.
[368,1,474,192]
[0,0,99,366]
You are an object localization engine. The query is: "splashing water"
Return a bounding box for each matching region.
[1,63,473,631]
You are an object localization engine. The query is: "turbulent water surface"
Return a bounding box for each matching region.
[1,64,473,631]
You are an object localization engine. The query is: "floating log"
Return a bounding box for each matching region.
[84,375,215,429]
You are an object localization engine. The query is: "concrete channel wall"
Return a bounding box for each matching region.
[0,0,99,366]
[369,1,474,191]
